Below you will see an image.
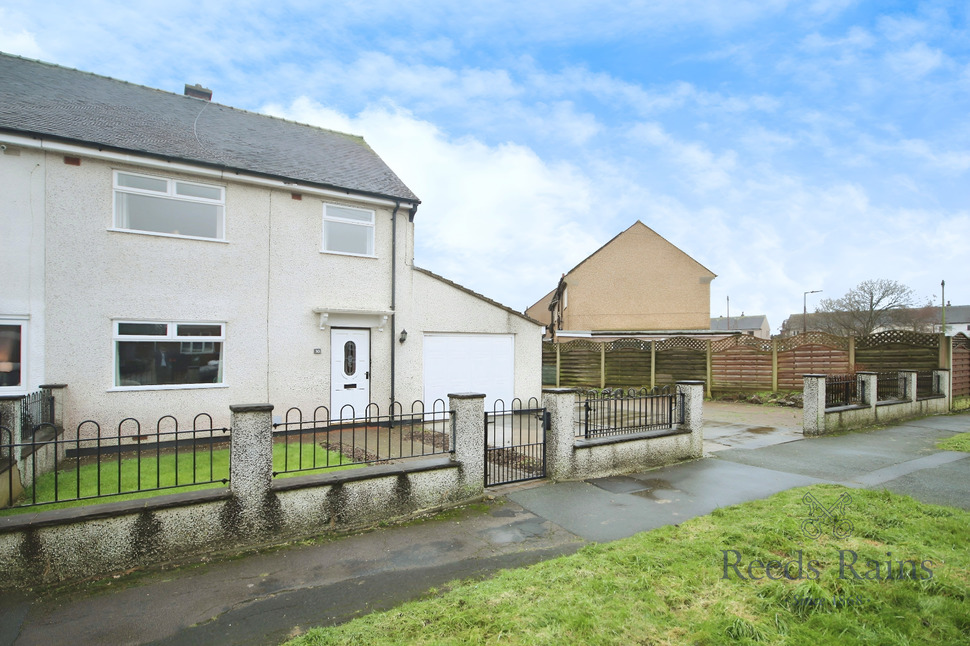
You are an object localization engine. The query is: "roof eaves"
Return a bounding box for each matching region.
[413,267,543,326]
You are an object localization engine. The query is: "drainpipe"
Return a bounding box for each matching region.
[390,201,401,405]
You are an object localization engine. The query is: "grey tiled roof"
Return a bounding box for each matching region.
[0,54,419,203]
[710,315,767,332]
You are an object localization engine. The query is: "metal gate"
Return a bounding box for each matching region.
[484,398,546,487]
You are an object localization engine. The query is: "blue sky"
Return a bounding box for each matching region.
[3,1,968,332]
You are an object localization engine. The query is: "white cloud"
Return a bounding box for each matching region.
[885,42,946,78]
[263,97,606,309]
[0,9,44,59]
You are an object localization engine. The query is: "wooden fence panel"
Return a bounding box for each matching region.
[604,339,652,387]
[542,342,557,386]
[558,341,601,388]
[855,330,939,373]
[655,338,706,385]
[712,346,773,391]
[953,335,970,398]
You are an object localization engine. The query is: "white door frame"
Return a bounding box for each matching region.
[330,327,370,419]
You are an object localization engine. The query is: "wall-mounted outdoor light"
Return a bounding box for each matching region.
[399,329,408,344]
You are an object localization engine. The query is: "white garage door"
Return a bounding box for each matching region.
[423,334,514,410]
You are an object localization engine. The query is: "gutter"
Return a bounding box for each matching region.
[0,131,419,212]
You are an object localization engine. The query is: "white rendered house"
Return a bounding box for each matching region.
[0,54,541,432]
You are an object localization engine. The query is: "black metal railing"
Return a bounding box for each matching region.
[2,414,229,509]
[825,375,862,408]
[485,398,546,487]
[580,387,684,439]
[271,400,453,476]
[19,389,55,440]
[916,372,943,399]
[876,372,907,401]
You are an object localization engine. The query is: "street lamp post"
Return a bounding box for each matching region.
[803,290,822,335]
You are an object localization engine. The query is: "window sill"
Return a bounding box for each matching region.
[108,228,229,243]
[108,383,229,393]
[319,250,378,259]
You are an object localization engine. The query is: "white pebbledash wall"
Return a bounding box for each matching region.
[4,143,541,434]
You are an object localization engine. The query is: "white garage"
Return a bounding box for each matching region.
[423,333,514,410]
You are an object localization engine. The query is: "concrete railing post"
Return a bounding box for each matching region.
[803,375,826,436]
[933,369,951,407]
[542,388,579,481]
[229,404,274,524]
[448,393,486,495]
[0,396,20,461]
[40,384,67,430]
[900,370,918,402]
[857,372,877,409]
[676,381,705,459]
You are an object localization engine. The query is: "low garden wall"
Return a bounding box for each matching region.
[803,370,950,435]
[543,382,704,481]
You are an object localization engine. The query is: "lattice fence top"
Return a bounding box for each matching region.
[952,333,970,349]
[556,339,602,352]
[711,335,772,353]
[855,330,939,349]
[656,337,707,352]
[776,332,850,352]
[605,339,650,352]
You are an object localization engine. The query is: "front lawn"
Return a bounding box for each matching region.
[1,440,355,514]
[287,485,969,645]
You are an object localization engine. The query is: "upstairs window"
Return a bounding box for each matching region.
[114,321,224,389]
[323,204,375,256]
[114,171,225,240]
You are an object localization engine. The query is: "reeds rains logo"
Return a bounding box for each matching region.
[801,491,853,540]
[720,492,935,582]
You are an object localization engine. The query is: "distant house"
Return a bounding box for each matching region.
[779,305,969,338]
[0,53,541,431]
[935,305,970,336]
[710,315,770,340]
[526,221,716,339]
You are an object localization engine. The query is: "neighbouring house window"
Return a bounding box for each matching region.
[113,171,225,240]
[0,320,26,391]
[114,321,224,389]
[323,204,375,256]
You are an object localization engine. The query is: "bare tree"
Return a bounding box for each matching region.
[815,279,916,336]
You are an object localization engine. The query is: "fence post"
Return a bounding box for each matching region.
[650,340,656,390]
[771,339,779,392]
[0,396,22,441]
[676,381,705,458]
[555,343,561,388]
[802,374,826,435]
[448,393,486,496]
[705,340,712,398]
[542,388,578,481]
[600,343,606,389]
[900,370,917,402]
[857,372,877,409]
[848,337,856,373]
[39,384,67,430]
[229,404,274,526]
[933,368,951,408]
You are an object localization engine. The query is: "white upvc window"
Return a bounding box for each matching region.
[0,317,27,393]
[322,204,375,256]
[113,171,225,240]
[113,320,225,390]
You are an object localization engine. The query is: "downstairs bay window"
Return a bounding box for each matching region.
[114,321,224,389]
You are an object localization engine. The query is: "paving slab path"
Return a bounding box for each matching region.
[1,409,967,646]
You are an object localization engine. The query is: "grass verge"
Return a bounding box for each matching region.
[937,432,970,453]
[287,485,969,646]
